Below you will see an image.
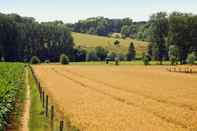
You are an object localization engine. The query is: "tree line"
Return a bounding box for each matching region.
[0,13,74,62]
[147,12,197,64]
[67,17,149,40]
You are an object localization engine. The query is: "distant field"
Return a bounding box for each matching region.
[72,32,149,57]
[33,64,197,131]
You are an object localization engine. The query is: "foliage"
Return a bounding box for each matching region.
[127,42,136,61]
[73,46,87,62]
[167,12,197,64]
[142,53,150,65]
[86,50,98,61]
[107,52,117,61]
[0,63,24,130]
[168,45,179,65]
[0,13,74,62]
[149,12,168,64]
[60,54,70,65]
[30,56,40,64]
[115,57,120,65]
[95,46,108,61]
[186,52,196,65]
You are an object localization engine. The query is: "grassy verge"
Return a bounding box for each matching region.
[70,60,171,65]
[28,68,49,131]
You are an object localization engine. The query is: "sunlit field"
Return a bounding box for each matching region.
[33,64,197,131]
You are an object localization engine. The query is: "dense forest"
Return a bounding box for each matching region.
[0,12,197,64]
[0,13,74,62]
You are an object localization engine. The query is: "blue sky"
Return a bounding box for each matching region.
[0,0,197,23]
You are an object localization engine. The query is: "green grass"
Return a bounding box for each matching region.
[28,68,49,131]
[72,32,149,57]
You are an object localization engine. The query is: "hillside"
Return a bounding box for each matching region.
[72,32,149,57]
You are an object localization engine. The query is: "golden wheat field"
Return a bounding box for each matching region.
[33,65,197,131]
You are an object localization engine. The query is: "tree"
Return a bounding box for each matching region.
[114,40,120,46]
[186,52,196,65]
[168,45,179,65]
[168,12,195,64]
[150,12,168,64]
[95,46,108,61]
[147,44,153,60]
[127,42,136,61]
[86,50,98,61]
[60,54,69,65]
[142,53,150,65]
[121,25,130,38]
[115,56,120,65]
[107,52,117,61]
[30,56,40,64]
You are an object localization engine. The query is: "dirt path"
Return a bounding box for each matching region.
[20,68,30,131]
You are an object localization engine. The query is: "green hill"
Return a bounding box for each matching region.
[72,32,149,57]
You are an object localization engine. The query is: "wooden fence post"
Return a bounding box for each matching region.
[42,91,45,108]
[60,120,64,131]
[46,95,49,117]
[51,105,54,127]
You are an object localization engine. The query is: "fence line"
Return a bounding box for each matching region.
[166,67,196,74]
[29,65,65,131]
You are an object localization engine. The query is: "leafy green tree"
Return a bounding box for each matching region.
[95,46,108,61]
[150,12,168,64]
[86,50,98,61]
[168,12,197,64]
[168,45,179,65]
[114,40,120,46]
[127,42,136,61]
[187,52,196,65]
[30,56,40,64]
[142,53,150,65]
[121,25,130,38]
[60,54,69,65]
[107,52,117,61]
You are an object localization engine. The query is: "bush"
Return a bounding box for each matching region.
[142,53,150,65]
[168,45,178,65]
[44,59,50,63]
[30,56,40,64]
[107,52,116,61]
[60,54,69,65]
[86,50,98,61]
[187,52,196,65]
[105,58,110,64]
[115,57,120,65]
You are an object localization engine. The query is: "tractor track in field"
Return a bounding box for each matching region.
[58,67,197,112]
[51,68,189,129]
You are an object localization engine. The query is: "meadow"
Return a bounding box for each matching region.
[33,64,197,131]
[72,32,149,57]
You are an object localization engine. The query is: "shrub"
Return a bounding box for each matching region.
[60,54,69,65]
[86,50,98,61]
[142,53,150,65]
[44,59,50,63]
[105,58,110,64]
[187,52,196,65]
[107,52,117,61]
[30,56,40,64]
[168,45,178,65]
[115,57,120,65]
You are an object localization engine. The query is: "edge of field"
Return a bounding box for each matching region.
[28,66,80,131]
[28,67,49,131]
[6,63,26,131]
